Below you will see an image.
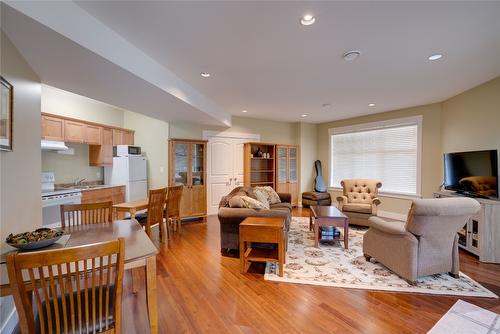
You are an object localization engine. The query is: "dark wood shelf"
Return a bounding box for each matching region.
[251,170,274,172]
[244,247,279,262]
[251,157,274,160]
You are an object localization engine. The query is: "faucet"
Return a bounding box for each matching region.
[74,177,87,186]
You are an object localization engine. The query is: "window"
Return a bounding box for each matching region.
[329,116,422,196]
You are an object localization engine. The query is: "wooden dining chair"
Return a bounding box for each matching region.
[60,201,113,228]
[6,238,125,334]
[136,187,168,242]
[166,185,184,234]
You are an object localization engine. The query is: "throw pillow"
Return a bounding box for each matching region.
[240,195,268,210]
[228,195,245,208]
[255,186,281,204]
[254,191,270,210]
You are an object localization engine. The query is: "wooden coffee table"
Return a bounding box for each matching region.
[310,206,349,249]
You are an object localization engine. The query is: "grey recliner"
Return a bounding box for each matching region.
[363,197,480,284]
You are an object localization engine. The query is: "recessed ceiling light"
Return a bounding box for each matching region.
[368,103,375,107]
[322,103,331,108]
[200,72,211,78]
[300,114,308,118]
[300,14,316,26]
[343,50,361,61]
[241,110,248,113]
[428,54,443,61]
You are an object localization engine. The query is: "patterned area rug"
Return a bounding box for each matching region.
[264,217,497,298]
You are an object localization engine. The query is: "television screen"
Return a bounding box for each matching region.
[444,150,498,199]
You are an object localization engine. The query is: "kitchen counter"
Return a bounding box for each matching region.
[55,184,125,192]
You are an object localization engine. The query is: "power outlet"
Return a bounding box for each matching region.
[96,171,101,179]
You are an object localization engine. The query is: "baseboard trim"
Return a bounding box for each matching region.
[0,306,18,334]
[378,210,407,222]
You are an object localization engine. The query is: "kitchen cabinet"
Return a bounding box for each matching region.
[81,186,125,205]
[123,130,134,145]
[169,139,207,219]
[86,124,102,145]
[64,120,86,143]
[41,115,64,141]
[113,129,124,145]
[276,145,299,207]
[89,127,113,166]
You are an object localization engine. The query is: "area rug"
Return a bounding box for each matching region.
[427,300,500,333]
[264,217,497,298]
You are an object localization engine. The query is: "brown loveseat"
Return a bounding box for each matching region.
[218,186,292,253]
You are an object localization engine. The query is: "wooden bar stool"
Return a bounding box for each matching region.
[239,217,286,277]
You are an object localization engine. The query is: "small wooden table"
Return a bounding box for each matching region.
[0,220,159,334]
[113,198,148,219]
[239,217,286,277]
[310,206,349,249]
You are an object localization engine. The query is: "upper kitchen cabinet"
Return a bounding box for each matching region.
[113,129,135,145]
[64,120,86,143]
[41,115,64,141]
[89,127,113,166]
[86,124,102,145]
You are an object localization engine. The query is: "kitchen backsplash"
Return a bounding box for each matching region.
[42,143,104,184]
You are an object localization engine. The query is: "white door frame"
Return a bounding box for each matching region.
[203,131,260,215]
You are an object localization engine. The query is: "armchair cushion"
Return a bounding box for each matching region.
[343,203,372,214]
[369,217,407,235]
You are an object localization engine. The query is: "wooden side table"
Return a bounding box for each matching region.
[239,217,286,277]
[310,206,349,249]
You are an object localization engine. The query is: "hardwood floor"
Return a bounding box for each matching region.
[123,208,500,333]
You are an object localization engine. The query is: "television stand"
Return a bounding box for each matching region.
[434,190,500,264]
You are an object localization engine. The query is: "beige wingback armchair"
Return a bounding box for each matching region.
[363,197,480,284]
[336,179,382,226]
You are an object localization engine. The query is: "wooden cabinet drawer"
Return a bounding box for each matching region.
[81,188,113,204]
[42,115,64,141]
[64,120,86,143]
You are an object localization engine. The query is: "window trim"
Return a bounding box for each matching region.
[328,115,423,197]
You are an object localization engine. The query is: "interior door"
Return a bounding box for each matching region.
[206,134,259,215]
[207,137,234,215]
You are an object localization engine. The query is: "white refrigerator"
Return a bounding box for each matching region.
[104,156,148,202]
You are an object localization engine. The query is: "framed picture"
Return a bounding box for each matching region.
[0,76,13,151]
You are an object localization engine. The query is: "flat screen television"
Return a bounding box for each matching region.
[444,150,498,199]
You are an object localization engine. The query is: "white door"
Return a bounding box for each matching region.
[205,132,259,215]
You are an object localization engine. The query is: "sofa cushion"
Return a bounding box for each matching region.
[343,203,372,214]
[270,202,292,211]
[302,191,331,201]
[240,196,268,209]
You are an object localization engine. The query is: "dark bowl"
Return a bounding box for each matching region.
[6,229,64,251]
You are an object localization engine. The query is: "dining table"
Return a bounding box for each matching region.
[0,220,159,334]
[113,198,149,219]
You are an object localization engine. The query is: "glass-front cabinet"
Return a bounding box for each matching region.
[169,139,207,219]
[276,145,299,207]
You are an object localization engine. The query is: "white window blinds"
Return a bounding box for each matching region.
[330,120,420,195]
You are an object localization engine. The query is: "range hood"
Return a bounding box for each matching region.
[41,140,69,151]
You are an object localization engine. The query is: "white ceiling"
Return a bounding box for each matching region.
[4,2,500,124]
[75,1,500,123]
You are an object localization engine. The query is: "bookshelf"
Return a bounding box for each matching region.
[244,143,276,189]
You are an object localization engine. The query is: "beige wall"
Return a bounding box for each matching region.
[441,77,500,156]
[124,111,169,189]
[42,144,103,184]
[0,31,42,331]
[298,122,319,194]
[42,85,124,127]
[170,116,299,144]
[317,103,443,215]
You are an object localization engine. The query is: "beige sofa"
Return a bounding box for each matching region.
[363,197,480,284]
[337,179,382,227]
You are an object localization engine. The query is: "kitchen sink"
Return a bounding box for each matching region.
[68,185,107,190]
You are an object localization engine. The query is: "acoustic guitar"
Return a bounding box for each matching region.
[314,160,327,192]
